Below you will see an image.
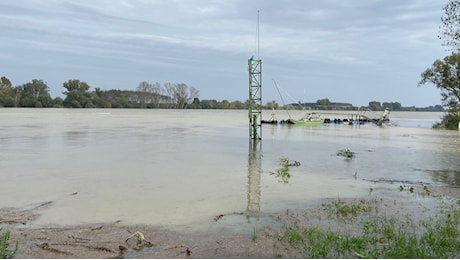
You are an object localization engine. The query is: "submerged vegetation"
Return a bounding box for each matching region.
[322,199,373,219]
[270,157,300,184]
[272,157,291,184]
[336,149,355,160]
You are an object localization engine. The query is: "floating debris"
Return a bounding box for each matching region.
[337,149,355,160]
[213,214,224,222]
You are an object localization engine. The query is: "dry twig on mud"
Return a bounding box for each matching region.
[213,212,244,222]
[125,231,154,249]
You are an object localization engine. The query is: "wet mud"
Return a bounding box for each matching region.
[2,181,459,259]
[3,207,280,258]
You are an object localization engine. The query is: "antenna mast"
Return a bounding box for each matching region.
[257,10,260,59]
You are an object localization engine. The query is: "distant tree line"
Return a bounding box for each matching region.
[0,78,200,109]
[0,76,443,111]
[280,98,444,112]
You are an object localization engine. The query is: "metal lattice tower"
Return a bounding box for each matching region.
[248,57,262,140]
[246,140,261,216]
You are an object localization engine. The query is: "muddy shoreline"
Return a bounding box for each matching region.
[2,183,459,259]
[2,203,286,258]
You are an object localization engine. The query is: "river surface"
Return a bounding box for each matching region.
[1,108,459,231]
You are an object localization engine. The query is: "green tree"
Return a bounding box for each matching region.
[265,100,278,109]
[439,0,460,50]
[200,99,218,109]
[218,99,230,109]
[91,88,112,108]
[0,76,14,106]
[0,87,14,107]
[62,79,94,108]
[0,76,12,89]
[419,53,460,129]
[100,89,136,108]
[419,0,460,129]
[391,102,402,110]
[316,98,330,106]
[188,97,201,109]
[230,100,246,109]
[382,102,402,111]
[53,97,64,108]
[368,101,382,111]
[19,79,53,107]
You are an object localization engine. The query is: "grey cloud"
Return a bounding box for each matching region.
[0,0,449,106]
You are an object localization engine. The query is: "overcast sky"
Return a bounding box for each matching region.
[0,0,450,107]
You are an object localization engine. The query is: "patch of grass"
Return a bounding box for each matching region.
[322,199,373,220]
[0,228,17,259]
[251,228,258,242]
[273,198,460,258]
[283,227,305,245]
[419,206,460,258]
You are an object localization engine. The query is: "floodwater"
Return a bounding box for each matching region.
[1,108,459,231]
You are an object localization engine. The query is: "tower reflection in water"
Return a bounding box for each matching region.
[246,140,262,219]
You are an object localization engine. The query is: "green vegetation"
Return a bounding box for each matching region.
[418,0,460,130]
[399,184,432,195]
[272,157,292,184]
[271,157,301,184]
[290,99,443,112]
[322,199,373,219]
[336,149,355,160]
[0,76,443,110]
[0,79,202,109]
[0,228,17,259]
[251,228,258,242]
[419,53,460,130]
[272,198,460,258]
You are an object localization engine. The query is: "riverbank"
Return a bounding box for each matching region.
[2,182,459,258]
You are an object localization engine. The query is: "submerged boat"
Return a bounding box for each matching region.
[288,113,324,125]
[365,108,390,126]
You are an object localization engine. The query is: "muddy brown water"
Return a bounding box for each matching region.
[1,109,459,257]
